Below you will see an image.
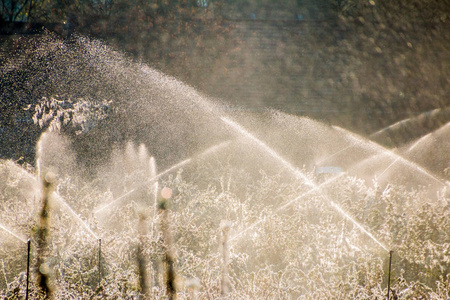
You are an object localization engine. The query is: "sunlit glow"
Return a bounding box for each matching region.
[330,201,389,252]
[221,116,315,187]
[222,116,388,252]
[334,126,449,187]
[94,141,232,214]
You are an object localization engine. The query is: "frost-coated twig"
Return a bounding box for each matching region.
[137,213,150,298]
[220,221,232,296]
[98,239,102,287]
[1,259,8,287]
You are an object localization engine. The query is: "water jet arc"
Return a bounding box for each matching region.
[94,140,232,214]
[370,107,450,142]
[221,116,388,252]
[334,126,449,187]
[330,202,389,252]
[0,224,27,244]
[408,121,450,152]
[53,193,99,239]
[220,116,315,187]
[230,173,346,243]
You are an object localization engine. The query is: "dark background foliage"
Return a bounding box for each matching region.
[1,0,450,159]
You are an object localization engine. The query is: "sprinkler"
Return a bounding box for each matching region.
[387,250,393,299]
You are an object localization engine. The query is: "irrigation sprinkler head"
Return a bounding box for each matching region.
[39,263,51,275]
[42,172,56,203]
[44,172,56,184]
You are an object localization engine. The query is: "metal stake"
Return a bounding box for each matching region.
[98,239,102,286]
[387,250,393,299]
[26,239,31,300]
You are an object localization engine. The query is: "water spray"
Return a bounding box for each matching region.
[314,144,355,166]
[94,158,190,214]
[0,224,27,244]
[330,202,389,252]
[409,121,450,152]
[221,116,388,252]
[334,126,449,187]
[53,194,99,239]
[19,162,99,241]
[376,157,402,180]
[94,141,232,215]
[220,116,315,187]
[230,173,346,243]
[370,107,449,141]
[377,122,450,181]
[408,133,432,152]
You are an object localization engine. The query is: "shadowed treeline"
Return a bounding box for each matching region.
[1,0,449,165]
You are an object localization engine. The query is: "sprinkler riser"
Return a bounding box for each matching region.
[387,250,393,299]
[26,239,31,300]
